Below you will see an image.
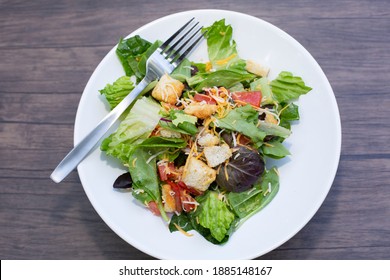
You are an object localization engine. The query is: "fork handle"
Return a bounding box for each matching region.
[50,79,149,183]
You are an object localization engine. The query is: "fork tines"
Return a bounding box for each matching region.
[158,18,205,67]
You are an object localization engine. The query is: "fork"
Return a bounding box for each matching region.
[51,18,204,183]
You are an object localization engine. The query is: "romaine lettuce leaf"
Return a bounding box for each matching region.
[170,110,197,126]
[257,121,291,139]
[101,97,161,163]
[250,77,275,105]
[192,191,235,242]
[202,19,244,71]
[270,71,312,102]
[171,58,192,82]
[135,136,186,149]
[187,69,256,91]
[186,19,256,91]
[215,105,266,146]
[158,110,199,136]
[99,76,135,110]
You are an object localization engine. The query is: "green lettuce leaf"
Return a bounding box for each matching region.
[158,110,199,136]
[170,110,197,126]
[101,97,161,163]
[186,19,256,91]
[261,140,291,159]
[128,148,168,221]
[192,191,235,242]
[116,36,161,81]
[228,167,279,225]
[171,58,192,82]
[270,71,312,103]
[169,213,194,233]
[187,69,256,91]
[250,77,275,105]
[159,120,197,136]
[202,19,244,71]
[99,76,135,110]
[257,122,291,139]
[279,102,300,121]
[135,136,186,149]
[215,105,266,146]
[116,35,152,77]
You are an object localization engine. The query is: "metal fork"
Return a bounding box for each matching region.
[51,18,204,183]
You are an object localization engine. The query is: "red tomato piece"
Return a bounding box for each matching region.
[167,181,183,213]
[177,181,203,196]
[180,190,197,212]
[194,93,217,104]
[157,162,177,182]
[232,91,262,107]
[148,201,161,216]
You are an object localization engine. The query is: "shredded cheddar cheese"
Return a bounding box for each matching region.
[215,53,237,66]
[174,223,194,237]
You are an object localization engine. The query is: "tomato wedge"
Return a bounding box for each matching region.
[147,201,161,216]
[157,162,177,181]
[194,93,217,104]
[167,181,183,213]
[180,191,197,212]
[232,91,262,107]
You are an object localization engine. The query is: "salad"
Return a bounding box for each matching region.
[99,19,312,244]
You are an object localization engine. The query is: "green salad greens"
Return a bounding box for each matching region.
[99,19,312,244]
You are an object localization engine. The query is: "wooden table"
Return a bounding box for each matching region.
[1,0,389,259]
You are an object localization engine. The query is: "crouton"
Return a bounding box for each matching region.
[184,103,217,119]
[204,144,232,167]
[198,133,219,147]
[182,157,216,192]
[245,59,270,77]
[152,74,184,105]
[161,184,176,212]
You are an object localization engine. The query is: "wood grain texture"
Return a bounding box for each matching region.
[1,0,389,260]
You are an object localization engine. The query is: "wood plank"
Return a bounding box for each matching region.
[0,93,80,124]
[0,0,388,49]
[0,46,109,94]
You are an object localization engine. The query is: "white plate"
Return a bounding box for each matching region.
[75,9,341,259]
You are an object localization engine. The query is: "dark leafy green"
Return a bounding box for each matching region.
[216,146,265,192]
[261,139,291,159]
[228,167,279,224]
[116,35,152,76]
[128,148,168,221]
[279,102,300,121]
[116,36,161,81]
[168,213,193,232]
